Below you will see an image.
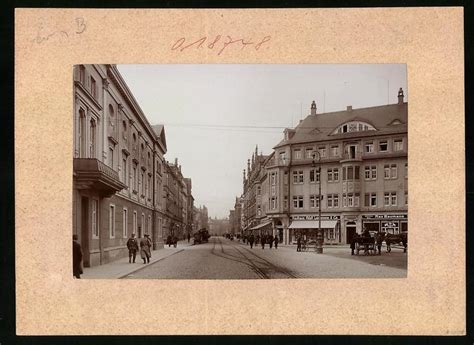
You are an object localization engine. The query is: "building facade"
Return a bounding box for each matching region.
[241,89,408,245]
[73,64,194,267]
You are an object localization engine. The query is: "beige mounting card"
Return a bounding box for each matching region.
[15,8,464,335]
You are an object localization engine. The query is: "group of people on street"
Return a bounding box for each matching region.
[242,233,279,250]
[127,233,153,264]
[166,235,178,248]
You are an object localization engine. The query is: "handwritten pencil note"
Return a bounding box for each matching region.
[31,17,86,44]
[171,35,271,56]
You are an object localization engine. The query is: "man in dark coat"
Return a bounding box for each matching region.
[297,235,302,252]
[140,234,152,264]
[72,234,83,279]
[268,234,274,249]
[376,232,383,255]
[350,234,357,255]
[274,235,279,249]
[249,234,255,249]
[126,233,139,263]
[166,235,172,247]
[261,234,265,249]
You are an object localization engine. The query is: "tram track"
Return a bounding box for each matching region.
[210,237,297,279]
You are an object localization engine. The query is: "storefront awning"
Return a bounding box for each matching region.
[288,220,338,229]
[249,221,272,231]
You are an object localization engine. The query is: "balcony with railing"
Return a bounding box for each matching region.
[73,158,127,197]
[340,150,362,163]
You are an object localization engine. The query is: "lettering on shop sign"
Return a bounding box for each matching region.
[362,214,407,219]
[291,215,340,221]
[171,35,271,56]
[31,17,87,44]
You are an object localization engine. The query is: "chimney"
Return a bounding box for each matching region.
[310,101,317,116]
[174,157,178,166]
[347,105,352,111]
[398,88,404,104]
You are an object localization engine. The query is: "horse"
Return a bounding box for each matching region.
[385,232,407,253]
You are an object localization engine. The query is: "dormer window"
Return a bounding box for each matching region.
[332,121,376,135]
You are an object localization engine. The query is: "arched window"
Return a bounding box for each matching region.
[89,118,96,158]
[122,120,127,140]
[78,108,86,158]
[108,104,115,134]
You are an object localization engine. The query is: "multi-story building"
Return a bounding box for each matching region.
[242,146,274,238]
[184,178,195,238]
[228,196,244,236]
[73,64,168,266]
[163,158,194,240]
[264,89,408,245]
[193,205,209,233]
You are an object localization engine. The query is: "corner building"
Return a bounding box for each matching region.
[266,89,408,245]
[73,64,168,267]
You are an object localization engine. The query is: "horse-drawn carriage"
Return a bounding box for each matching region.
[355,235,377,255]
[193,229,210,244]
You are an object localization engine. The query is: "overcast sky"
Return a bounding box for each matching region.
[117,64,407,218]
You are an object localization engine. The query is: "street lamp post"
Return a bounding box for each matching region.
[312,152,323,254]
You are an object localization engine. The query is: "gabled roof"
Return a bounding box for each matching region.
[152,124,167,153]
[274,102,407,148]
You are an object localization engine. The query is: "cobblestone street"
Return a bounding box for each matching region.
[124,237,407,279]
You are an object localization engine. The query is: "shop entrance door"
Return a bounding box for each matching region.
[346,226,356,244]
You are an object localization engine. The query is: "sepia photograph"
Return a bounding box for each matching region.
[72,64,408,280]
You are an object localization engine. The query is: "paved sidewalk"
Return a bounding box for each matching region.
[82,240,193,279]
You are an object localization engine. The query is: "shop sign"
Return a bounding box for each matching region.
[382,221,398,227]
[291,215,340,221]
[362,214,407,220]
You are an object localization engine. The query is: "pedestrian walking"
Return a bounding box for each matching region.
[376,232,383,255]
[261,234,265,249]
[350,234,357,255]
[140,234,152,264]
[296,235,302,252]
[249,234,255,249]
[187,233,191,243]
[256,235,260,246]
[166,235,172,247]
[269,234,274,249]
[72,234,83,279]
[274,235,279,249]
[126,233,139,263]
